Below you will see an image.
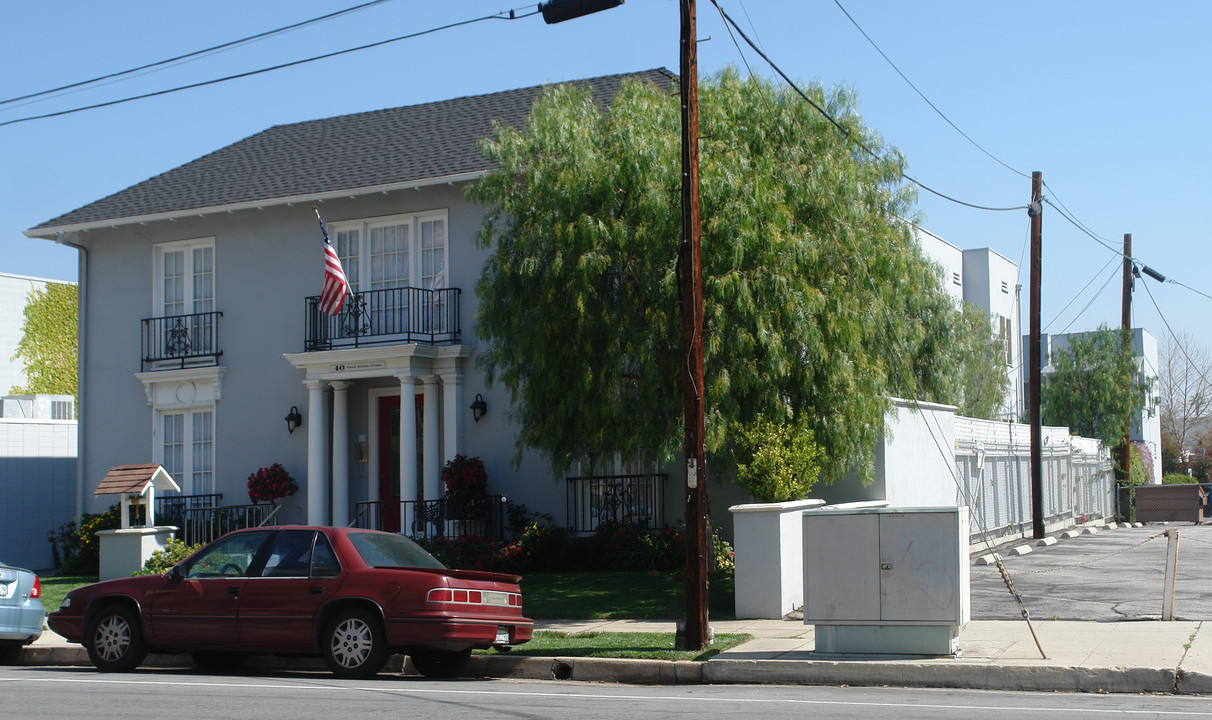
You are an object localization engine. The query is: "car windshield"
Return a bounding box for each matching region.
[348,532,445,569]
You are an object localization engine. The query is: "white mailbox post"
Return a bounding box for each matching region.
[94,464,180,581]
[802,506,969,655]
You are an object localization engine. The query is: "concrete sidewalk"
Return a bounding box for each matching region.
[18,617,1212,694]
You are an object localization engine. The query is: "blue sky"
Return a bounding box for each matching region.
[5,0,1210,366]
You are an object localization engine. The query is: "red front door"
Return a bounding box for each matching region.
[377,394,423,533]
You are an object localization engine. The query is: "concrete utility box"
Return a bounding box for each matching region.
[803,506,969,655]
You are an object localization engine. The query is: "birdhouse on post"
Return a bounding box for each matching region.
[94,464,182,580]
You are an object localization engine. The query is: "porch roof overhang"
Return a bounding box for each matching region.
[284,343,475,383]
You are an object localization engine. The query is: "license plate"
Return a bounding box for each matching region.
[494,626,510,644]
[0,584,8,598]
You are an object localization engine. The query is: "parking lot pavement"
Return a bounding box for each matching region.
[970,522,1212,621]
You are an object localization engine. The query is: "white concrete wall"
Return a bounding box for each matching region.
[729,499,824,619]
[914,226,964,307]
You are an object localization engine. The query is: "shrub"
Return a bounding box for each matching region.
[442,454,488,500]
[47,504,121,575]
[732,415,823,502]
[134,539,202,575]
[247,463,298,504]
[1162,473,1198,485]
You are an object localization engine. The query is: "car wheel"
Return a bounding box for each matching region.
[322,608,388,679]
[86,604,148,673]
[0,642,20,665]
[409,648,471,678]
[191,651,247,673]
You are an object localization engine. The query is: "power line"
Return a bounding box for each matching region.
[830,0,1031,181]
[0,0,395,109]
[708,0,1027,214]
[1043,254,1119,333]
[1140,275,1212,389]
[1053,263,1120,336]
[0,7,538,129]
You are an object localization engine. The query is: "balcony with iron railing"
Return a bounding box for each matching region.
[141,311,224,372]
[305,287,461,351]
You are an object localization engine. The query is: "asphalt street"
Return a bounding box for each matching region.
[6,667,1212,719]
[970,523,1212,621]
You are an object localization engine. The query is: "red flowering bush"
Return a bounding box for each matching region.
[442,454,487,500]
[247,463,298,504]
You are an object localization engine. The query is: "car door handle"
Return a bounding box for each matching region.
[227,587,241,596]
[309,586,323,595]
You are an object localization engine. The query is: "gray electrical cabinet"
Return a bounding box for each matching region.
[802,506,969,655]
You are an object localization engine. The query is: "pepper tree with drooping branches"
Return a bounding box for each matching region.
[469,68,1002,485]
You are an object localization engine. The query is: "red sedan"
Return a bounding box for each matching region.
[48,526,532,678]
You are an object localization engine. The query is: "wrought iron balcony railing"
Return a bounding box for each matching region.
[305,287,461,351]
[566,473,667,534]
[141,311,224,371]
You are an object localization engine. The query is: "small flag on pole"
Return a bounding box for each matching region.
[315,207,349,316]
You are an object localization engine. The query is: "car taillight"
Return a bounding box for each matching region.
[427,587,521,608]
[30,576,41,599]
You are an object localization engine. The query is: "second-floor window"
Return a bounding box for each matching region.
[331,212,447,292]
[155,238,215,318]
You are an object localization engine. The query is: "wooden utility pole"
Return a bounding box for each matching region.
[1029,171,1044,539]
[1121,233,1133,483]
[678,0,710,651]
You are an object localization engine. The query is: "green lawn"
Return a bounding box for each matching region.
[521,571,736,620]
[480,629,750,661]
[39,574,95,615]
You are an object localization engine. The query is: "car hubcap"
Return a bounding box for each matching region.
[331,618,372,668]
[94,615,130,662]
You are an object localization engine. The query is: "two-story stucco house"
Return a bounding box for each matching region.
[24,69,693,538]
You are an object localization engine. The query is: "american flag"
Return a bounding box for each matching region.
[315,208,349,316]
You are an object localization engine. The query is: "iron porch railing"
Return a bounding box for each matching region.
[141,311,224,371]
[566,474,667,534]
[353,495,507,540]
[305,287,461,351]
[154,493,280,545]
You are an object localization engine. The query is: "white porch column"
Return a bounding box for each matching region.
[330,380,351,526]
[422,375,440,503]
[305,379,329,525]
[397,374,418,532]
[440,369,465,465]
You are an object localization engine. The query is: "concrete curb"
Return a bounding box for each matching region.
[16,645,1190,694]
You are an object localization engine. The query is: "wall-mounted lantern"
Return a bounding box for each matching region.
[470,393,487,423]
[285,406,303,434]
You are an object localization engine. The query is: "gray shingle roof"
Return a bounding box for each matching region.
[29,68,676,233]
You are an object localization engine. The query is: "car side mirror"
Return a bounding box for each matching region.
[169,564,186,581]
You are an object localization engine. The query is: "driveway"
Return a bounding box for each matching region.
[970,524,1212,621]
